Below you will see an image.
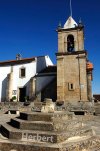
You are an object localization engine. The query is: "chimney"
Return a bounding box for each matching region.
[16,53,22,60]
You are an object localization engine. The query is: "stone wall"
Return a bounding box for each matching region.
[41,78,57,102]
[58,28,84,53]
[57,25,88,102]
[57,52,88,102]
[87,71,92,101]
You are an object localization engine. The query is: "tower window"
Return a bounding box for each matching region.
[19,67,26,78]
[68,83,75,91]
[71,84,73,89]
[67,35,74,52]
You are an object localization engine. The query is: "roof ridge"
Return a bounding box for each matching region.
[0,57,35,63]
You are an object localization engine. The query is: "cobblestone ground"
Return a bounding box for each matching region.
[73,115,100,151]
[78,115,100,136]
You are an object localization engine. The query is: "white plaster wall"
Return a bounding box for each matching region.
[0,61,36,102]
[0,66,11,101]
[36,56,53,73]
[12,61,36,97]
[36,76,55,94]
[45,55,53,66]
[0,55,53,102]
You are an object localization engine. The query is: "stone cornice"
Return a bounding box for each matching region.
[56,50,87,56]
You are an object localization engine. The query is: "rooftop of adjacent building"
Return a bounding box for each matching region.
[93,94,100,101]
[39,65,57,74]
[0,57,35,66]
[0,55,51,66]
[87,61,94,70]
[35,65,57,77]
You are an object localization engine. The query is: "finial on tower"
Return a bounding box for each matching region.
[78,18,84,27]
[58,21,62,29]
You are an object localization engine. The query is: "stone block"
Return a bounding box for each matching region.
[41,98,55,113]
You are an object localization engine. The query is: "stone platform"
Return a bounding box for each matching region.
[0,111,94,151]
[0,135,97,151]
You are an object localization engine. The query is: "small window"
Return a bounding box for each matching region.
[20,68,26,78]
[71,84,73,89]
[68,83,75,91]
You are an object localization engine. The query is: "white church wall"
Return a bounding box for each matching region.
[0,61,36,102]
[0,55,54,102]
[45,56,53,66]
[36,56,53,73]
[36,76,55,95]
[12,61,36,99]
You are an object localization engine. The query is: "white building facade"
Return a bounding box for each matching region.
[0,55,53,102]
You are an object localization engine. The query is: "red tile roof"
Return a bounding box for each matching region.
[87,62,93,70]
[0,57,36,66]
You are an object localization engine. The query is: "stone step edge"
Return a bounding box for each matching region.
[11,117,53,124]
[1,122,93,134]
[1,123,93,138]
[11,117,83,126]
[1,123,63,134]
[0,135,95,151]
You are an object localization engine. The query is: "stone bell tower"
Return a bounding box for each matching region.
[56,16,88,103]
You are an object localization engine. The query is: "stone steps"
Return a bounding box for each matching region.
[10,116,84,132]
[0,111,94,150]
[0,123,64,143]
[20,112,54,121]
[0,122,93,143]
[19,111,73,121]
[0,139,62,151]
[0,135,94,151]
[0,123,67,143]
[0,123,21,139]
[10,117,53,131]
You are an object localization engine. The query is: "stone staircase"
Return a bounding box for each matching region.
[0,111,94,151]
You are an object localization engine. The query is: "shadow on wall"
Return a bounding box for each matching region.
[1,78,31,102]
[36,57,46,73]
[1,77,7,102]
[41,78,57,102]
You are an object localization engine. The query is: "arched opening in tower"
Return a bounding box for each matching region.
[67,35,74,52]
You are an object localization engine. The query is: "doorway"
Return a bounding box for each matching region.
[19,87,26,102]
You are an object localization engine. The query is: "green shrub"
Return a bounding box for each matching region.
[12,96,17,100]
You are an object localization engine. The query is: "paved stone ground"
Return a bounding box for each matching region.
[73,115,100,151]
[0,114,17,126]
[77,115,100,136]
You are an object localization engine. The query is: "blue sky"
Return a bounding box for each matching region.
[0,0,99,94]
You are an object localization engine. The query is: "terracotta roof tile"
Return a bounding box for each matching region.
[87,62,93,70]
[0,57,36,66]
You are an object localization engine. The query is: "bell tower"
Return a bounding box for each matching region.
[58,17,84,53]
[56,16,88,103]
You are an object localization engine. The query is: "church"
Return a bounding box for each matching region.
[0,16,93,103]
